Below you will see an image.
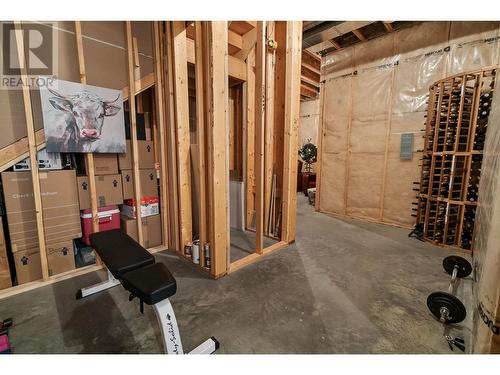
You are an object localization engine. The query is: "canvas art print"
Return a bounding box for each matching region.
[40,79,126,153]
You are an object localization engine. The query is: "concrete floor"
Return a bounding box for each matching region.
[0,195,472,353]
[230,228,278,262]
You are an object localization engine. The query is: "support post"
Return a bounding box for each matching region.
[153,21,170,246]
[280,21,303,243]
[75,22,100,249]
[170,21,193,249]
[254,21,266,253]
[245,48,256,228]
[264,22,275,236]
[272,21,287,238]
[164,22,180,251]
[125,21,144,246]
[13,22,50,281]
[315,80,326,211]
[194,21,207,258]
[206,22,229,277]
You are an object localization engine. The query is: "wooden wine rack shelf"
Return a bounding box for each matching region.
[413,67,498,251]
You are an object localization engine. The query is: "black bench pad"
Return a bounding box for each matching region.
[90,229,155,279]
[120,263,177,305]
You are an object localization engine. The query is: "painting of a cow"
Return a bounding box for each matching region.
[40,79,126,153]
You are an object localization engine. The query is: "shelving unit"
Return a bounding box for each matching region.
[414,67,497,251]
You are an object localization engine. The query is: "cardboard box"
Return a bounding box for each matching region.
[118,140,155,170]
[121,169,158,200]
[146,214,162,248]
[83,154,119,175]
[77,174,124,210]
[46,240,75,276]
[2,170,82,253]
[121,214,162,248]
[121,197,159,219]
[13,149,63,171]
[13,248,42,285]
[0,217,12,290]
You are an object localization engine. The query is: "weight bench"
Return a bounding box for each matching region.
[76,229,219,354]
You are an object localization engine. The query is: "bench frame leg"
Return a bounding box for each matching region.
[153,298,219,354]
[77,269,120,299]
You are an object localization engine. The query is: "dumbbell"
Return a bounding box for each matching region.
[426,255,472,324]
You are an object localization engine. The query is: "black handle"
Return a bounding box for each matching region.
[453,341,465,352]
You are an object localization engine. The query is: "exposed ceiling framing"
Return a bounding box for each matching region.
[300,50,321,101]
[302,21,417,57]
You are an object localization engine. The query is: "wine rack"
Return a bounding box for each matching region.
[413,67,497,251]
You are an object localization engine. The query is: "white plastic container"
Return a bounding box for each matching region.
[192,241,200,264]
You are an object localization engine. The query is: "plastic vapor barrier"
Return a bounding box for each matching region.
[472,74,500,353]
[318,21,500,227]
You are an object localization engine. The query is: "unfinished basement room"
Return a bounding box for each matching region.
[1,1,500,373]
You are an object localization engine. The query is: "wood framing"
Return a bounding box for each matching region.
[254,21,266,253]
[170,21,193,249]
[201,22,214,271]
[264,21,275,236]
[245,47,256,228]
[0,243,169,300]
[0,129,45,173]
[272,21,287,238]
[0,21,305,293]
[379,61,397,222]
[234,27,258,61]
[0,69,155,171]
[330,39,342,50]
[383,22,394,33]
[185,38,246,82]
[75,21,100,239]
[13,22,50,281]
[352,29,367,42]
[153,21,170,246]
[164,22,180,251]
[194,21,208,257]
[315,80,326,211]
[206,22,229,277]
[121,73,155,100]
[280,21,303,243]
[229,21,257,35]
[125,21,145,246]
[228,240,288,274]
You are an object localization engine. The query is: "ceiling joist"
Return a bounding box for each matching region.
[383,22,394,32]
[330,39,342,50]
[352,29,367,42]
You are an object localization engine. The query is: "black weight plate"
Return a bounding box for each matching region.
[443,255,472,278]
[427,291,467,324]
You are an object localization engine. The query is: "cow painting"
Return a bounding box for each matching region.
[40,79,126,153]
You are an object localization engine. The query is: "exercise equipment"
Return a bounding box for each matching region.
[0,318,13,354]
[0,334,11,354]
[426,255,471,352]
[444,334,465,352]
[76,230,219,354]
[426,255,471,324]
[0,318,13,336]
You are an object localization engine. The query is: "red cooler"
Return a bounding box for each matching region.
[81,205,120,245]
